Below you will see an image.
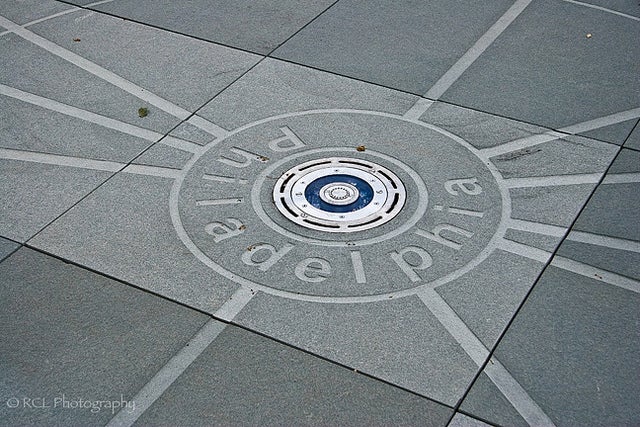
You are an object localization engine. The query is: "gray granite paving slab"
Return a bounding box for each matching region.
[85,0,335,54]
[234,294,477,406]
[0,0,71,26]
[573,149,640,240]
[0,160,113,242]
[29,10,260,111]
[137,324,453,426]
[30,172,241,314]
[449,412,497,427]
[197,58,419,130]
[0,95,151,161]
[0,32,179,134]
[0,237,19,262]
[273,0,515,95]
[462,265,640,426]
[623,120,640,150]
[0,247,210,426]
[441,0,640,145]
[436,250,546,348]
[460,373,528,427]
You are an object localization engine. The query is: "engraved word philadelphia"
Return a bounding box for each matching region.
[173,111,505,300]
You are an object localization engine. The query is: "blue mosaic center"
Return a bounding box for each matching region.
[304,174,373,213]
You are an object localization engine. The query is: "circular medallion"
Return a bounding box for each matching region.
[171,110,509,302]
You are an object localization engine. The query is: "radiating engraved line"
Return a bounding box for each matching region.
[0,147,123,172]
[213,286,256,322]
[84,0,119,7]
[481,108,640,158]
[503,173,601,188]
[418,288,489,365]
[0,84,201,154]
[561,0,640,21]
[106,319,226,427]
[567,231,640,253]
[424,0,534,100]
[403,98,435,120]
[195,198,244,207]
[602,173,640,185]
[551,256,640,293]
[202,174,248,184]
[122,164,181,179]
[484,358,556,426]
[0,14,228,138]
[417,288,555,426]
[498,239,553,263]
[507,218,567,237]
[561,108,640,134]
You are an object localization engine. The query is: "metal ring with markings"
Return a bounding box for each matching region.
[273,157,406,232]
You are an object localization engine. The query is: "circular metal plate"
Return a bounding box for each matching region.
[273,158,405,232]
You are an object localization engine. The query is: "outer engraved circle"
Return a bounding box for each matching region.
[170,109,511,303]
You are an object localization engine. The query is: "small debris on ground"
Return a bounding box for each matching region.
[138,107,148,118]
[356,145,366,152]
[586,33,592,39]
[72,38,81,42]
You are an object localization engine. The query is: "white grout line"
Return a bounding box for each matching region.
[105,319,226,427]
[484,358,556,426]
[0,84,203,154]
[567,231,640,254]
[507,218,568,237]
[561,0,640,21]
[424,0,534,100]
[498,239,554,264]
[0,147,123,172]
[481,107,640,158]
[417,288,555,426]
[503,173,602,188]
[551,256,640,293]
[0,14,228,139]
[602,173,640,185]
[106,287,256,426]
[121,164,182,179]
[561,108,640,135]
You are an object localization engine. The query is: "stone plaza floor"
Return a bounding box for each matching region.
[0,0,639,425]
